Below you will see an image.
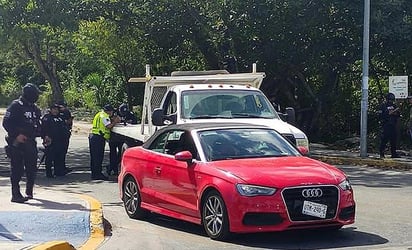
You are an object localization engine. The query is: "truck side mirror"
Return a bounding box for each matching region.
[285,107,296,125]
[152,108,165,126]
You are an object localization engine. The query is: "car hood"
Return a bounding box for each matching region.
[214,156,344,187]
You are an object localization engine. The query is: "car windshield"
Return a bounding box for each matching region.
[198,128,300,161]
[181,89,280,119]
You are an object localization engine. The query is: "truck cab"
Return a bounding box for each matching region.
[152,83,309,152]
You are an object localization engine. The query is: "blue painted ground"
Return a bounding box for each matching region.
[0,211,89,247]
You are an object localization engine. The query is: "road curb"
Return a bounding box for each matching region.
[77,194,105,250]
[31,241,75,250]
[29,194,105,250]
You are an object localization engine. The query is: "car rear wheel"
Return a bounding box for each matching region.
[123,177,147,219]
[202,191,230,240]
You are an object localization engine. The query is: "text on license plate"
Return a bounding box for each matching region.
[302,200,328,218]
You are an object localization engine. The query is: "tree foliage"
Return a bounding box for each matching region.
[1,0,412,144]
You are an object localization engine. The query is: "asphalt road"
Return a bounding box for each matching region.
[1,118,412,249]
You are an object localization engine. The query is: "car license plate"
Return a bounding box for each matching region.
[302,200,327,218]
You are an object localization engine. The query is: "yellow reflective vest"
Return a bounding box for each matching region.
[91,110,111,140]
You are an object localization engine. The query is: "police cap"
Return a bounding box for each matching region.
[103,104,114,112]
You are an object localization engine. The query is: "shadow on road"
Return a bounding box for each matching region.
[138,213,388,249]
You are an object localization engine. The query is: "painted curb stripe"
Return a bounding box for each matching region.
[31,241,75,250]
[30,194,105,250]
[77,194,105,250]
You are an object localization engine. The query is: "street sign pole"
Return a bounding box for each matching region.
[360,0,370,158]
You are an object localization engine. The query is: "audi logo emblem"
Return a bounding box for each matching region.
[302,188,323,198]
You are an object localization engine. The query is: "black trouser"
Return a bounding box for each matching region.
[62,134,71,169]
[45,141,66,176]
[379,124,397,157]
[109,140,122,174]
[89,133,106,177]
[8,138,38,198]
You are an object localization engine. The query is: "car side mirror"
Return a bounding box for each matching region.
[175,151,193,164]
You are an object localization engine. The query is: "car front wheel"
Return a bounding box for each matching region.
[123,177,147,219]
[202,191,230,240]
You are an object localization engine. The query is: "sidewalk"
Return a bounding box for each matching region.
[310,143,412,170]
[0,175,104,250]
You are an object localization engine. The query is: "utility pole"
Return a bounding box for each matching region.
[360,0,370,158]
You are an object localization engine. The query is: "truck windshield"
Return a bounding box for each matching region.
[181,89,280,119]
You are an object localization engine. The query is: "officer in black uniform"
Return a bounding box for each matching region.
[2,83,42,203]
[378,92,400,158]
[118,103,138,125]
[107,103,138,176]
[57,101,73,173]
[41,103,70,177]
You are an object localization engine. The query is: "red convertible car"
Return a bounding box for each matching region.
[118,123,355,240]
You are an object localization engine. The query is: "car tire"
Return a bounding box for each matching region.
[323,225,343,231]
[122,177,147,219]
[202,191,230,240]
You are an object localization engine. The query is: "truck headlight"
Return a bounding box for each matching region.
[236,184,276,196]
[296,138,309,149]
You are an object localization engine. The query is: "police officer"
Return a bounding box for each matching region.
[41,103,70,177]
[378,92,400,158]
[89,104,120,180]
[57,101,73,173]
[2,83,42,203]
[117,103,138,125]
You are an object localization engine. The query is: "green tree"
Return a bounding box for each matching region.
[0,0,82,103]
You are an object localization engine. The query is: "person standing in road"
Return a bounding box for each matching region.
[378,92,400,158]
[57,101,73,173]
[107,103,138,176]
[2,83,43,203]
[407,96,412,143]
[41,103,70,177]
[89,104,120,180]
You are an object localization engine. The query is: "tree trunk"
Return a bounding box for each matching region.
[23,40,64,104]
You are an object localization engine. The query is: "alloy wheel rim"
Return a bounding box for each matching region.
[204,196,223,236]
[124,181,138,214]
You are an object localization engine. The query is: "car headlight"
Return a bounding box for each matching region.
[339,179,352,191]
[236,184,276,197]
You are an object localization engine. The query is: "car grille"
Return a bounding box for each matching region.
[282,133,296,146]
[282,186,339,222]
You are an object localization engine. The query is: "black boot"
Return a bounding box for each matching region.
[11,196,28,203]
[46,165,54,178]
[25,186,34,199]
[11,184,28,203]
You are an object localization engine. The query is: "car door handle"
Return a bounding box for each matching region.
[155,166,161,175]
